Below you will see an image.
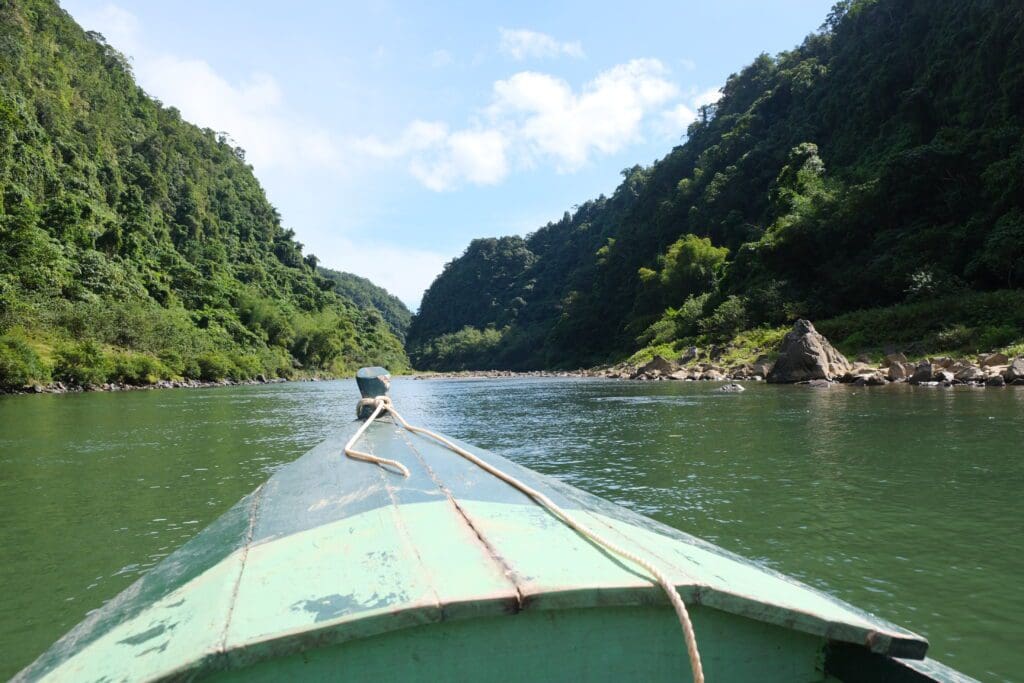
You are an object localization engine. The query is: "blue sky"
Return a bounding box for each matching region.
[62,0,836,308]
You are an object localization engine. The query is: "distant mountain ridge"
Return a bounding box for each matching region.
[318,267,412,341]
[0,0,407,389]
[408,0,1024,370]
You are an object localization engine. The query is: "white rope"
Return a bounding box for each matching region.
[345,396,705,683]
[343,399,411,477]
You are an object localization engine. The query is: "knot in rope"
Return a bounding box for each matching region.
[343,394,705,683]
[344,397,409,477]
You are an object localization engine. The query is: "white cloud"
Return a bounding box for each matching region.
[360,58,678,189]
[658,103,697,137]
[693,86,723,108]
[68,3,339,173]
[498,28,584,61]
[656,87,726,139]
[314,237,450,310]
[75,2,139,54]
[492,59,678,171]
[408,129,509,191]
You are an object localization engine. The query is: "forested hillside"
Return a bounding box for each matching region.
[409,0,1024,370]
[0,0,408,390]
[317,267,412,341]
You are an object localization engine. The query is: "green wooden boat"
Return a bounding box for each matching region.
[16,369,977,682]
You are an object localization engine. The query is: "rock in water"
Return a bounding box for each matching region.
[718,383,745,392]
[767,320,851,383]
[909,361,935,385]
[955,366,984,382]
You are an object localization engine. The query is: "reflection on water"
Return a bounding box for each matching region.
[0,378,1021,681]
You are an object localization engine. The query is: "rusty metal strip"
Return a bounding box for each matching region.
[395,424,526,612]
[218,483,266,656]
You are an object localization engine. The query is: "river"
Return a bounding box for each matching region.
[1,378,1021,681]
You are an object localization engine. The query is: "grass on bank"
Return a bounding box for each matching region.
[625,289,1024,368]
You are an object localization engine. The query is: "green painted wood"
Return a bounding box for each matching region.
[212,605,829,683]
[16,416,977,682]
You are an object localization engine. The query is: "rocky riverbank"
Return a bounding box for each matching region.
[8,319,1022,393]
[594,320,1024,388]
[4,374,301,396]
[413,320,1024,389]
[412,369,591,380]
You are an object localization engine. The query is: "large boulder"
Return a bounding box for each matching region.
[980,352,1009,367]
[1004,358,1024,382]
[909,361,935,385]
[955,366,985,383]
[750,355,774,378]
[639,355,678,376]
[767,320,851,383]
[884,352,908,366]
[887,362,913,382]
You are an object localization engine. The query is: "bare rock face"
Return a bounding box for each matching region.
[767,320,851,383]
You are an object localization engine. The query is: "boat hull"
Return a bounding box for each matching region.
[16,412,977,682]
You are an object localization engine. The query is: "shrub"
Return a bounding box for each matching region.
[930,325,974,352]
[978,325,1019,351]
[54,340,112,386]
[229,353,262,380]
[699,295,749,342]
[157,350,186,378]
[196,352,234,381]
[258,347,294,379]
[673,293,711,339]
[110,351,164,384]
[0,334,50,389]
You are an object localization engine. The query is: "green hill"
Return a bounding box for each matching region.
[317,267,412,342]
[0,0,408,390]
[408,0,1024,370]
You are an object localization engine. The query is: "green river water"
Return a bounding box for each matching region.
[0,378,1021,681]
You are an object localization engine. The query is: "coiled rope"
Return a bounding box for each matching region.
[344,395,705,683]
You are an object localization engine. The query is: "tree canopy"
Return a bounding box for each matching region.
[0,0,408,388]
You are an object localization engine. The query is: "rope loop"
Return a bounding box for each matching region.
[343,395,705,683]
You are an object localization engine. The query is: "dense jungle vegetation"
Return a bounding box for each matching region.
[409,0,1024,370]
[0,0,408,390]
[317,267,412,342]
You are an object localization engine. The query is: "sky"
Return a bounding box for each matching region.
[61,0,837,309]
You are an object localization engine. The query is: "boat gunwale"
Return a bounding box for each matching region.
[129,580,929,682]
